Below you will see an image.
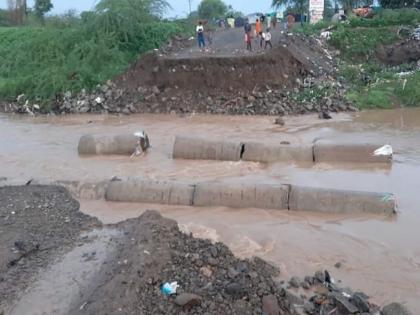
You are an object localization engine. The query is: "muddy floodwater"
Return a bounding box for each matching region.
[1,108,420,312]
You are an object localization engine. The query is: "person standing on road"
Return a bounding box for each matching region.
[266,14,272,29]
[255,18,263,48]
[263,28,273,49]
[196,21,205,49]
[205,26,214,46]
[244,21,252,51]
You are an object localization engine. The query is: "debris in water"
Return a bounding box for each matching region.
[132,130,150,157]
[274,117,285,126]
[319,110,332,120]
[374,145,393,156]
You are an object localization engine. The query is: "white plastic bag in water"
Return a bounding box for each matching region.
[374,145,393,156]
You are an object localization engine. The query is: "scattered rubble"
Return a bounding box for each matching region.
[2,79,355,117]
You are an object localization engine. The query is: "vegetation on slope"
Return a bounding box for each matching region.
[297,9,420,109]
[0,0,190,103]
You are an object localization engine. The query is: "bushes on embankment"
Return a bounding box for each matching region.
[297,9,420,109]
[0,15,186,103]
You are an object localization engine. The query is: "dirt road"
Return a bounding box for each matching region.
[169,26,286,59]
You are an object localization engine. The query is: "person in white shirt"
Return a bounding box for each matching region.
[196,21,205,49]
[263,28,272,49]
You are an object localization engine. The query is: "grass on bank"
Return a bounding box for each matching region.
[341,63,420,109]
[296,9,420,109]
[0,17,190,104]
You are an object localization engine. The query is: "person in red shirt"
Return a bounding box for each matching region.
[244,21,252,51]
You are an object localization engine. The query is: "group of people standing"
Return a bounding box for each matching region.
[244,17,273,51]
[195,14,276,52]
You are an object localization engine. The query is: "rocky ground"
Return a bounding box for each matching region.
[0,185,413,315]
[0,185,101,312]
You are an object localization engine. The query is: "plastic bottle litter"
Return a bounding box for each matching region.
[374,144,393,156]
[161,282,179,296]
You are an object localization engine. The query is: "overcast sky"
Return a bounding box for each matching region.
[0,0,276,17]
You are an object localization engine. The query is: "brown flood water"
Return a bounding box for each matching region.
[1,108,420,312]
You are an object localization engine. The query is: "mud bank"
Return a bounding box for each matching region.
[116,48,306,92]
[0,185,101,311]
[377,38,420,66]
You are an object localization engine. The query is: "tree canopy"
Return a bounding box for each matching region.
[272,0,308,16]
[34,0,53,19]
[96,0,171,19]
[197,0,228,20]
[380,0,415,8]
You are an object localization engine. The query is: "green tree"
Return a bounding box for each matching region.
[0,9,11,26]
[34,0,53,20]
[380,0,415,8]
[88,0,174,53]
[197,0,228,20]
[96,0,171,19]
[324,0,335,19]
[7,0,27,25]
[226,5,243,19]
[273,0,308,24]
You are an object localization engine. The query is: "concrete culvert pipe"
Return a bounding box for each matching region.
[173,136,243,161]
[193,182,290,210]
[314,140,393,163]
[242,142,314,163]
[289,185,396,215]
[78,134,138,155]
[105,178,195,206]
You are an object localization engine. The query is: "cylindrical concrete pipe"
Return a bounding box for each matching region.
[289,185,396,215]
[105,178,396,215]
[105,178,195,205]
[242,142,314,163]
[78,134,138,155]
[173,136,243,161]
[313,140,392,163]
[56,180,109,200]
[193,181,290,210]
